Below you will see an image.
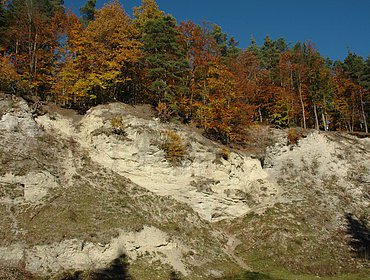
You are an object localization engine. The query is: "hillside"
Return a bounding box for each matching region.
[0,92,369,280]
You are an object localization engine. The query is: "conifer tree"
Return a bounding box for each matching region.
[0,1,5,51]
[247,36,260,57]
[142,15,189,107]
[80,0,96,26]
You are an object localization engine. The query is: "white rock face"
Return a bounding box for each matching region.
[0,226,188,276]
[2,98,369,278]
[0,99,38,137]
[0,171,59,203]
[265,131,370,211]
[36,103,280,221]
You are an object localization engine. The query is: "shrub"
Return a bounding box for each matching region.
[287,128,302,145]
[217,147,230,161]
[156,101,172,122]
[161,130,187,166]
[110,116,126,136]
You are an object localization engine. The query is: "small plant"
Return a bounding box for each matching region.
[110,116,126,136]
[221,148,230,160]
[161,130,187,166]
[287,128,302,145]
[156,101,172,122]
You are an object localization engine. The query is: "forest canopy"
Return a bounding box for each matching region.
[0,0,369,142]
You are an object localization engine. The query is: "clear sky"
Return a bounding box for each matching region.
[64,0,370,61]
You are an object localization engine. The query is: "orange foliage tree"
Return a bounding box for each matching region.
[194,64,254,143]
[2,1,65,95]
[178,20,219,120]
[54,2,143,106]
[333,67,368,132]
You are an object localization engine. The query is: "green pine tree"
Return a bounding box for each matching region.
[362,57,370,89]
[247,35,260,56]
[80,0,96,27]
[260,35,280,70]
[0,1,6,50]
[343,51,365,84]
[211,24,228,57]
[225,36,242,61]
[142,15,189,106]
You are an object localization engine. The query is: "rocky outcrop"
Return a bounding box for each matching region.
[36,102,280,222]
[0,94,369,279]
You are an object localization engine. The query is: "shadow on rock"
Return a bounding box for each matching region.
[346,213,370,260]
[59,254,131,280]
[169,271,182,280]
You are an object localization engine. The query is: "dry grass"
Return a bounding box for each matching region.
[287,128,303,145]
[110,116,126,136]
[161,131,188,166]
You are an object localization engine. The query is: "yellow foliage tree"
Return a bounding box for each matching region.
[133,0,164,34]
[54,2,143,106]
[0,55,25,93]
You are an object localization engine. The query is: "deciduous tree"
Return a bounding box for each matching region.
[54,2,142,106]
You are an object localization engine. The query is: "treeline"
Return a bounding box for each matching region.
[0,0,369,142]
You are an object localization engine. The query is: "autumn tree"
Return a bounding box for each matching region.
[1,0,65,95]
[230,49,271,124]
[0,55,26,93]
[195,64,254,143]
[54,2,142,106]
[273,51,300,126]
[333,68,362,132]
[178,20,219,120]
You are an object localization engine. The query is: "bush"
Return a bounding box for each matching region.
[110,116,126,136]
[161,130,187,166]
[156,101,172,122]
[287,128,302,145]
[217,147,230,161]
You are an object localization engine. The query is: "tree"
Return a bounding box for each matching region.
[0,1,6,51]
[343,51,365,85]
[194,64,254,143]
[178,20,219,120]
[230,49,271,124]
[291,43,310,129]
[211,24,227,57]
[142,15,189,108]
[260,35,279,71]
[362,57,370,89]
[133,0,164,35]
[247,36,260,57]
[0,54,26,93]
[2,0,65,95]
[54,2,142,106]
[274,51,301,127]
[80,0,96,26]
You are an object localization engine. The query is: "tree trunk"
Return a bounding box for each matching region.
[298,75,306,129]
[258,107,263,123]
[360,92,368,133]
[313,103,319,130]
[322,112,327,131]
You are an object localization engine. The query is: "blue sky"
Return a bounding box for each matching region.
[64,0,370,61]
